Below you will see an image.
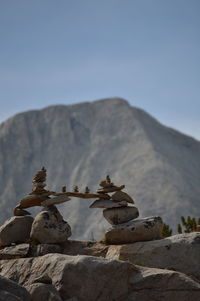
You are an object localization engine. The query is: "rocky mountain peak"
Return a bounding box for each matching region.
[0,98,199,239]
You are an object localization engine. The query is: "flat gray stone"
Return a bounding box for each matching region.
[103,206,139,225]
[105,216,163,244]
[0,216,33,247]
[90,199,127,209]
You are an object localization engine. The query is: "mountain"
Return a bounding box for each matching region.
[0,98,200,239]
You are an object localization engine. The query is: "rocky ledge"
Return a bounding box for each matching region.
[0,253,200,301]
[0,232,199,300]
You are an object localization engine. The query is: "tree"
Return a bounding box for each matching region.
[177,223,182,234]
[178,216,200,233]
[162,223,172,237]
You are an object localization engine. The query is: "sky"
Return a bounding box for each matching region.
[0,0,199,140]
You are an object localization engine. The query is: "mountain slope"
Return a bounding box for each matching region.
[0,98,199,239]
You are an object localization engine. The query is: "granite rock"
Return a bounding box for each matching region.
[0,216,33,247]
[0,254,199,301]
[0,243,30,260]
[103,206,139,225]
[31,244,62,257]
[30,206,71,243]
[106,232,200,281]
[25,283,62,301]
[0,275,31,301]
[104,216,163,244]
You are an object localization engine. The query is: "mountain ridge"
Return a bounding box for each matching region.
[0,98,199,239]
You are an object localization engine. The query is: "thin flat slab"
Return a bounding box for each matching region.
[90,199,127,209]
[97,185,125,193]
[66,192,110,200]
[41,194,71,206]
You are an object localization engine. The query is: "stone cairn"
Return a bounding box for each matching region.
[0,168,110,247]
[0,168,164,247]
[89,176,163,244]
[89,175,139,224]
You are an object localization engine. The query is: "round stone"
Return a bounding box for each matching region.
[30,205,71,243]
[103,206,139,225]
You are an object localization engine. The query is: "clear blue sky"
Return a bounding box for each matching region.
[0,0,199,139]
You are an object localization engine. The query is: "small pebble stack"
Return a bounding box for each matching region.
[90,176,164,244]
[90,175,139,225]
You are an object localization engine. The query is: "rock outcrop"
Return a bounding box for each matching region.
[0,275,31,301]
[25,283,62,301]
[106,232,200,281]
[0,253,199,301]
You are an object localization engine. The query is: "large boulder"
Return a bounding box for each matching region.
[0,275,31,301]
[0,216,33,247]
[0,253,199,301]
[30,205,71,243]
[104,216,163,244]
[106,232,200,281]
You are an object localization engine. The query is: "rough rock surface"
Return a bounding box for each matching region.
[0,98,200,240]
[103,206,139,225]
[31,243,62,257]
[30,206,71,243]
[0,216,33,247]
[106,232,200,281]
[62,240,109,257]
[105,216,163,244]
[25,283,62,301]
[0,254,199,301]
[0,243,30,260]
[0,275,31,301]
[0,240,109,259]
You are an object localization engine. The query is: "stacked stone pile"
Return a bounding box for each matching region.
[0,169,164,247]
[0,168,71,247]
[90,175,139,224]
[90,176,164,244]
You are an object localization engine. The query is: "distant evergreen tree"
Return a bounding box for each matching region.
[163,217,200,236]
[178,216,200,233]
[162,223,172,237]
[177,223,182,234]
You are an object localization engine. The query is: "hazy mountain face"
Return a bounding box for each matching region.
[0,98,200,239]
